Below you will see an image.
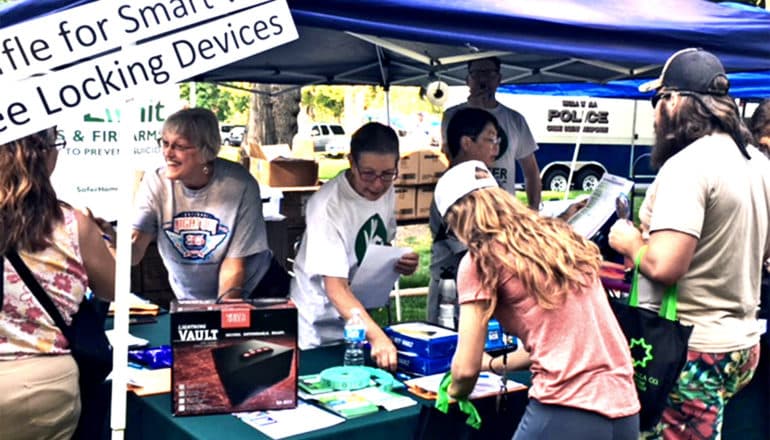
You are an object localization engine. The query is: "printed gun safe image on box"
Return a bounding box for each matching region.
[212,340,294,405]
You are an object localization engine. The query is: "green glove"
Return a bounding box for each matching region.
[435,372,482,430]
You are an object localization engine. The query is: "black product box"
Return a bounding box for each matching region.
[170,299,298,416]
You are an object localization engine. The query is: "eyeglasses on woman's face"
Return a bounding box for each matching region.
[473,135,501,146]
[52,139,67,151]
[39,127,66,151]
[158,137,197,152]
[354,163,399,182]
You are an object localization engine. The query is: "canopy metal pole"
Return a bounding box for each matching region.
[628,100,639,179]
[564,102,590,199]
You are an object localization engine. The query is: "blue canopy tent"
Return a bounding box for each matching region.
[4,0,770,91]
[500,71,770,100]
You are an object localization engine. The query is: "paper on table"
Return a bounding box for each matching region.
[567,173,634,238]
[234,400,345,439]
[108,292,160,316]
[405,372,526,400]
[350,244,412,309]
[127,368,171,396]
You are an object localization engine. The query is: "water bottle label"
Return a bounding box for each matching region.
[344,327,365,341]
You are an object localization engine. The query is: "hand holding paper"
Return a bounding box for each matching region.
[395,251,419,275]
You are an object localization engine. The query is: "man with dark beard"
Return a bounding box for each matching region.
[608,48,770,440]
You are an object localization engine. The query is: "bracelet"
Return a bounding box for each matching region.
[488,355,500,375]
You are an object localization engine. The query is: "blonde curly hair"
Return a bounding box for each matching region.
[445,187,601,310]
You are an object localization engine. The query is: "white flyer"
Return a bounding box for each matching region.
[350,245,412,309]
[567,173,634,238]
[234,401,345,439]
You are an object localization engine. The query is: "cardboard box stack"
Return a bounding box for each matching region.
[393,148,449,221]
[248,143,319,188]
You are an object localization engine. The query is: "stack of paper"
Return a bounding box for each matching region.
[405,372,526,400]
[109,292,160,316]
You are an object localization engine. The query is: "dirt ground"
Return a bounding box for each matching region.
[395,222,430,246]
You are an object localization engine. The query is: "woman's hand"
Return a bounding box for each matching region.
[608,220,644,258]
[86,208,116,245]
[395,252,419,275]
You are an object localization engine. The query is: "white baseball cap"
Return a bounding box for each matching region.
[434,160,498,217]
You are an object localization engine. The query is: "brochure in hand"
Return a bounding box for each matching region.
[567,173,634,238]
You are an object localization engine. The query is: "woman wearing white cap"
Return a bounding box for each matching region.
[439,161,639,439]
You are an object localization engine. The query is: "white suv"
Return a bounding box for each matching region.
[310,123,349,158]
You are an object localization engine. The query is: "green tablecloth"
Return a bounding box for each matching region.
[125,314,423,440]
[123,314,768,439]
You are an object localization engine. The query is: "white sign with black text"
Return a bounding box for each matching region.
[0,0,298,144]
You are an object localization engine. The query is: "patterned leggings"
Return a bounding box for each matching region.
[645,344,760,440]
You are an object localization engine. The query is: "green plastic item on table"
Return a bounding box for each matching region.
[434,372,482,430]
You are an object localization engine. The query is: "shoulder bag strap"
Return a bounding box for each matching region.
[659,284,679,321]
[628,246,647,307]
[0,255,4,307]
[629,245,680,321]
[5,249,69,334]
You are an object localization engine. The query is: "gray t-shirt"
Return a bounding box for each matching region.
[133,158,270,300]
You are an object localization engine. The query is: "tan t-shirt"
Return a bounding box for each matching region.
[457,254,640,419]
[646,134,770,352]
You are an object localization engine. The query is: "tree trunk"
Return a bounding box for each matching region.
[247,84,301,150]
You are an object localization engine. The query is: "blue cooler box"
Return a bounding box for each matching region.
[385,322,458,358]
[397,351,452,376]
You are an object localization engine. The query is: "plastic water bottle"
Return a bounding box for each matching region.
[343,309,366,366]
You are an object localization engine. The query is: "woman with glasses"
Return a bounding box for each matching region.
[131,108,271,301]
[0,128,115,440]
[289,122,419,371]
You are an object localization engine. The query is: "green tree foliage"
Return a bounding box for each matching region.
[179,82,251,123]
[301,85,346,122]
[302,85,442,124]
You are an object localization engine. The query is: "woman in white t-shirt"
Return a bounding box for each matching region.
[290,122,419,371]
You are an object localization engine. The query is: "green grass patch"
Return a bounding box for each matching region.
[396,232,432,289]
[370,295,428,325]
[318,157,348,181]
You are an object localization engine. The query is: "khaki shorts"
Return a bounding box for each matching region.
[0,354,81,440]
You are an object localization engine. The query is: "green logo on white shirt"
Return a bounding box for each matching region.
[355,214,388,264]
